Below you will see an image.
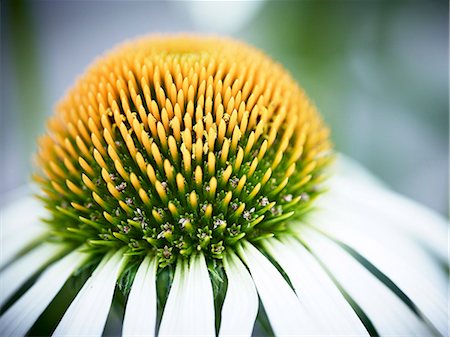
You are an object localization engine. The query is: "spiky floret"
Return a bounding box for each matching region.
[35,35,332,266]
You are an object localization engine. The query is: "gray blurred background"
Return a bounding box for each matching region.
[1,0,448,215]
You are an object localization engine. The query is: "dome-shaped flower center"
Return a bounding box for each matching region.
[35,36,332,266]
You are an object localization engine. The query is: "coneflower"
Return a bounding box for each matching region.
[0,35,447,337]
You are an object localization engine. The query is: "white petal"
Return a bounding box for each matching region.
[310,162,448,335]
[0,195,48,269]
[218,251,258,337]
[0,192,46,237]
[0,250,87,337]
[299,155,447,334]
[333,153,386,187]
[52,249,126,337]
[301,227,433,336]
[0,243,67,307]
[331,155,448,261]
[122,255,157,337]
[263,237,369,336]
[158,254,215,336]
[238,241,315,336]
[310,205,448,336]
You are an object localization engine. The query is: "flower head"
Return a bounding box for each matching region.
[0,36,447,337]
[34,36,331,265]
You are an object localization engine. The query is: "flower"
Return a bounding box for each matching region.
[0,35,447,337]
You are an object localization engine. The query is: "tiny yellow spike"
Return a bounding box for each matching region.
[271,177,289,195]
[51,181,67,196]
[300,161,317,176]
[184,107,193,129]
[137,104,149,128]
[254,119,266,141]
[234,147,244,171]
[236,175,247,194]
[284,163,296,179]
[267,127,278,148]
[125,133,137,159]
[248,158,258,177]
[181,129,192,151]
[195,166,203,187]
[248,183,261,200]
[220,139,230,165]
[107,182,121,199]
[67,122,78,140]
[155,180,168,203]
[189,191,198,210]
[215,103,224,125]
[151,142,163,169]
[152,209,163,223]
[49,161,65,179]
[168,136,179,163]
[64,138,77,158]
[157,122,167,150]
[194,139,203,163]
[71,202,88,212]
[261,168,272,185]
[88,117,102,140]
[233,203,246,218]
[146,164,157,185]
[66,179,83,195]
[130,173,142,191]
[168,202,179,218]
[149,99,161,121]
[222,191,232,208]
[82,173,98,192]
[208,177,217,198]
[181,144,191,174]
[135,152,147,174]
[170,117,181,143]
[141,129,153,155]
[92,150,106,172]
[226,109,237,135]
[271,152,283,170]
[103,211,115,224]
[147,114,158,138]
[101,168,112,184]
[100,114,113,135]
[114,159,129,181]
[207,152,216,177]
[244,132,255,155]
[207,126,216,151]
[103,128,117,150]
[119,200,133,214]
[108,145,120,163]
[194,119,204,140]
[257,140,268,162]
[138,188,151,206]
[221,165,233,185]
[230,126,241,153]
[239,111,249,134]
[292,174,312,190]
[164,160,175,184]
[91,133,106,157]
[176,173,186,194]
[204,204,213,219]
[92,192,108,209]
[75,136,91,159]
[217,119,226,146]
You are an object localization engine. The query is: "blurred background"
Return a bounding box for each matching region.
[1,0,448,216]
